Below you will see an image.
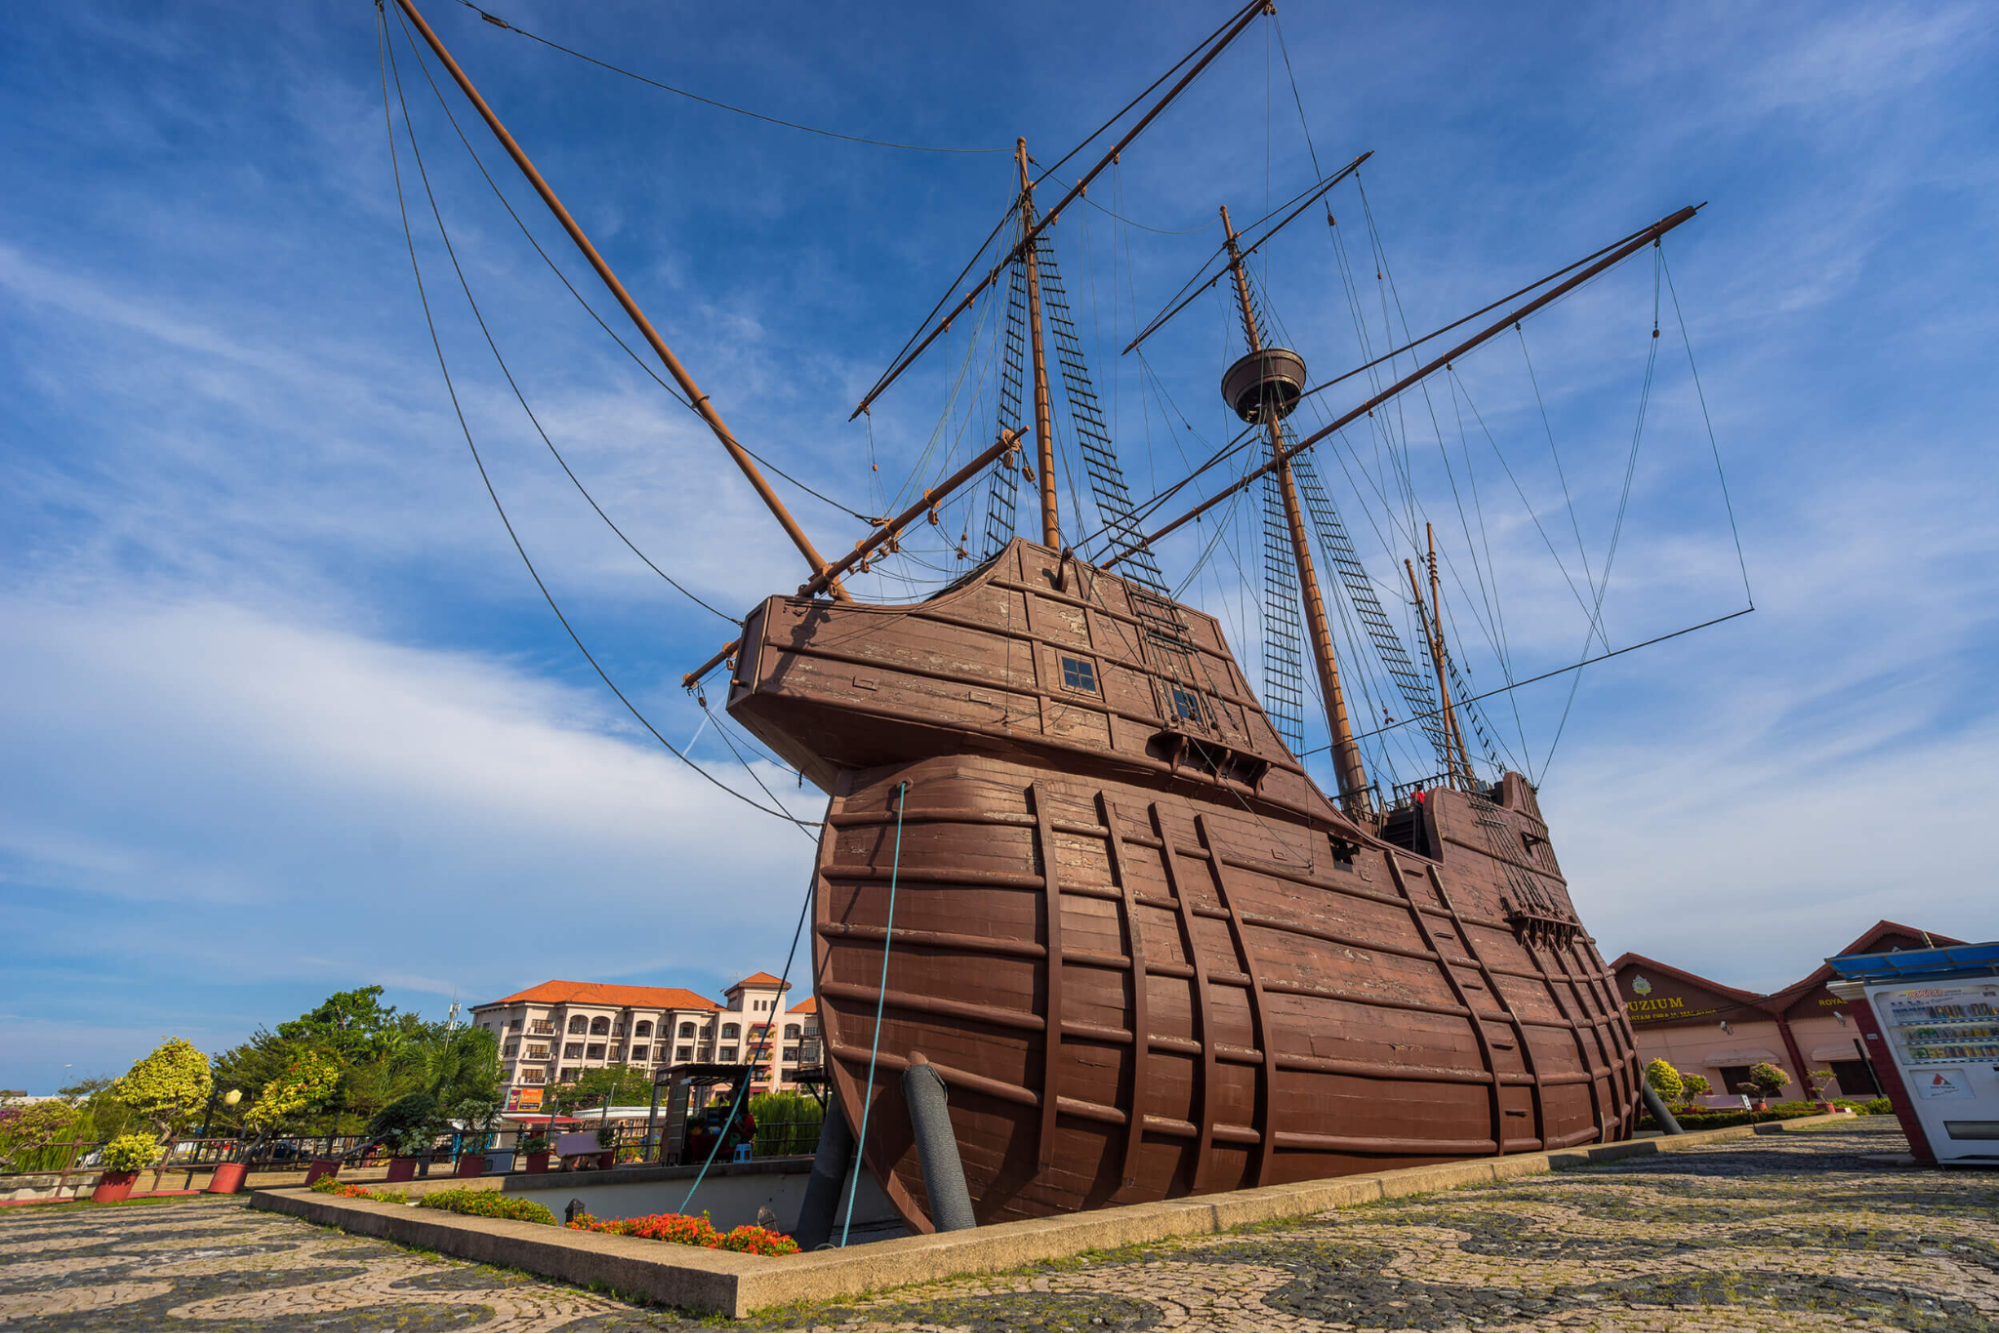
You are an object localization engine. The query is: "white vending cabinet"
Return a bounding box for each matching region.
[1863,977,1999,1164]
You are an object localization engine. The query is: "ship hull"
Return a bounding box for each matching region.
[728,538,1640,1231]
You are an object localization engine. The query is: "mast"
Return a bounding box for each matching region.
[390,0,850,600]
[1220,204,1369,814]
[852,0,1271,419]
[1406,523,1474,788]
[1017,138,1060,548]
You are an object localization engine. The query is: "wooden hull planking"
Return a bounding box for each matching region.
[727,538,1641,1231]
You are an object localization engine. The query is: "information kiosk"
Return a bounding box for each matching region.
[1828,941,1999,1165]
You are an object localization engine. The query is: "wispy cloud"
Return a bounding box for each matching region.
[1,0,1994,1090]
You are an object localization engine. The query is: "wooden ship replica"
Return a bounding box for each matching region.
[389,0,1706,1234]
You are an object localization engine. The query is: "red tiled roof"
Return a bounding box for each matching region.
[788,996,818,1014]
[726,971,790,992]
[482,980,718,1011]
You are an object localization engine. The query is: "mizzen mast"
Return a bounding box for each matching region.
[1218,204,1370,814]
[1406,522,1476,788]
[390,0,850,600]
[1016,138,1061,548]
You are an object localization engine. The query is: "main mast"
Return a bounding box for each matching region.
[1219,205,1370,815]
[1016,138,1060,549]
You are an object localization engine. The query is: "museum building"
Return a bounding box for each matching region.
[1612,920,1964,1102]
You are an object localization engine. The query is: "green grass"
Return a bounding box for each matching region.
[1,1191,234,1213]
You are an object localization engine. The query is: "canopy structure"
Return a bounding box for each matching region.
[499,1114,581,1126]
[1828,941,1999,982]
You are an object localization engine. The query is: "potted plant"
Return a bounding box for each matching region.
[1676,1073,1711,1112]
[521,1132,552,1174]
[107,1037,212,1193]
[1808,1069,1838,1113]
[1745,1062,1790,1111]
[453,1091,503,1177]
[93,1135,162,1203]
[595,1124,616,1171]
[368,1091,441,1183]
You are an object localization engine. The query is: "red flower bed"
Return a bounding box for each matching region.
[307,1179,407,1204]
[566,1211,799,1256]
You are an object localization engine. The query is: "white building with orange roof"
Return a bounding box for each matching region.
[470,973,821,1109]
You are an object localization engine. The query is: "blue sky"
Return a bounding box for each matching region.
[3,0,1994,1092]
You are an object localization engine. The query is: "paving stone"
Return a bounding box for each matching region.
[1,1119,1993,1330]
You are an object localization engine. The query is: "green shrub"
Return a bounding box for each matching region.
[109,1039,212,1144]
[99,1134,163,1172]
[368,1091,441,1158]
[1643,1059,1684,1101]
[1862,1097,1893,1115]
[1637,1102,1840,1133]
[417,1189,555,1225]
[750,1091,822,1158]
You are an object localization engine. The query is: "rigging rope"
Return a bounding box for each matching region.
[1034,166,1211,236]
[677,868,816,1214]
[378,9,816,835]
[384,6,748,622]
[1537,245,1664,779]
[1660,244,1754,607]
[839,781,908,1247]
[392,7,874,528]
[451,0,1006,154]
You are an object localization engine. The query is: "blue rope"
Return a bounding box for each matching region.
[838,781,908,1247]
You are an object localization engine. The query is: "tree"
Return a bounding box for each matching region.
[1679,1073,1711,1105]
[1643,1059,1684,1102]
[368,1090,442,1158]
[110,1038,212,1147]
[242,1050,343,1136]
[0,1101,80,1173]
[211,988,436,1134]
[58,1075,136,1143]
[551,1064,654,1116]
[275,987,404,1061]
[417,1021,503,1114]
[1746,1062,1791,1101]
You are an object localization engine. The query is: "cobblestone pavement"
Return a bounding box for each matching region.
[3,1118,1994,1332]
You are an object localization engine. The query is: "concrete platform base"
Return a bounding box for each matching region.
[252,1111,1858,1319]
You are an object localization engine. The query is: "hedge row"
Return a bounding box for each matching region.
[1636,1098,1890,1134]
[416,1189,556,1225]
